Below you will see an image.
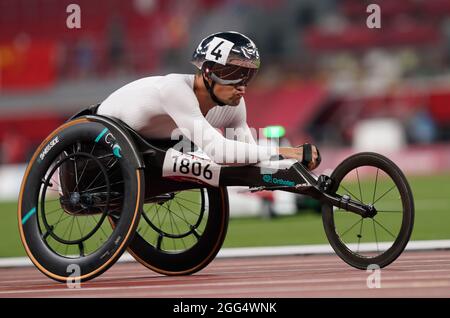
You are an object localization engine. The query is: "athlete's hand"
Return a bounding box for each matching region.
[278,144,321,170]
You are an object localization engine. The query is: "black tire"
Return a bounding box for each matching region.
[18,118,144,282]
[322,152,414,269]
[123,187,229,275]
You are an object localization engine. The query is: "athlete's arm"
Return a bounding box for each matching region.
[227,100,258,145]
[228,100,320,169]
[160,80,278,165]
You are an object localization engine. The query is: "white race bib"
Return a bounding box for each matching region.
[162,148,221,186]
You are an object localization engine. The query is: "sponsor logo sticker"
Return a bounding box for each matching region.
[262,174,295,187]
[39,136,60,162]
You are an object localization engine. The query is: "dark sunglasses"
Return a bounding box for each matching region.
[208,64,258,86]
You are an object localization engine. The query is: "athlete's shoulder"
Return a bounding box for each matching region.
[159,73,195,98]
[161,73,195,87]
[115,75,164,92]
[119,73,189,87]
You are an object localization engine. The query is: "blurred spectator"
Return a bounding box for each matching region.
[55,41,69,80]
[2,0,450,152]
[158,1,194,73]
[74,37,95,78]
[406,107,437,144]
[1,0,448,86]
[362,50,402,95]
[0,131,29,164]
[134,0,157,14]
[107,15,126,75]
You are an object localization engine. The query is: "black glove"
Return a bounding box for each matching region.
[297,143,321,170]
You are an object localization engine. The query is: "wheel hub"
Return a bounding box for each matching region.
[365,204,378,218]
[69,192,81,205]
[60,192,108,215]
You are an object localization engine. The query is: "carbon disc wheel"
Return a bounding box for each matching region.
[122,187,229,276]
[18,118,143,282]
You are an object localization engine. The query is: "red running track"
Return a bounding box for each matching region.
[0,250,449,298]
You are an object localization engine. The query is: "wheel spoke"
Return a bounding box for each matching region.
[89,142,97,156]
[357,218,364,253]
[173,214,186,250]
[153,204,163,231]
[52,213,74,230]
[149,204,163,223]
[161,204,195,228]
[174,198,191,227]
[84,157,115,191]
[172,200,201,218]
[373,185,397,205]
[372,219,379,253]
[356,168,363,203]
[75,216,84,239]
[170,210,188,250]
[167,211,177,251]
[65,217,76,255]
[75,158,92,192]
[81,215,89,239]
[159,204,171,232]
[75,142,98,191]
[372,168,379,205]
[90,215,108,239]
[46,208,67,232]
[58,216,74,255]
[339,184,363,204]
[180,237,188,250]
[373,218,396,239]
[174,196,202,206]
[44,205,66,215]
[80,181,124,193]
[339,218,363,239]
[96,153,115,160]
[73,157,79,192]
[376,210,403,213]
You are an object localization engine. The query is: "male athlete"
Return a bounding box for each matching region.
[97,31,320,169]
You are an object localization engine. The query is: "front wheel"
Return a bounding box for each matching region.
[322,152,414,269]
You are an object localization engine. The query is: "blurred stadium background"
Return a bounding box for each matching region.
[1,0,449,258]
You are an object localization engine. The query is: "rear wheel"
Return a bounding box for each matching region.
[123,187,229,275]
[322,152,414,269]
[18,119,143,282]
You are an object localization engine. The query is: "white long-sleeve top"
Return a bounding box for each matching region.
[97,73,278,164]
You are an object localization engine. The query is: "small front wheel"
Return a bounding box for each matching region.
[322,152,414,269]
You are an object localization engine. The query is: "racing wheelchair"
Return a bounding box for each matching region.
[18,107,414,282]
